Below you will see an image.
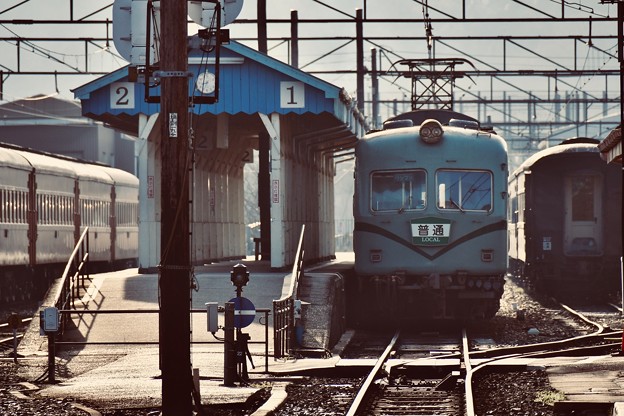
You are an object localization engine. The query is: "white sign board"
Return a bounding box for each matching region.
[280,81,305,108]
[110,82,136,109]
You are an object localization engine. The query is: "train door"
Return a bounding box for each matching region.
[563,172,603,255]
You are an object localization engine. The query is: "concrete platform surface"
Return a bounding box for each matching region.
[15,256,351,412]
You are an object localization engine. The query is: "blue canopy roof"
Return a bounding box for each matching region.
[73,39,367,137]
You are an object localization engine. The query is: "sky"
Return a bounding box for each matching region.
[0,0,620,138]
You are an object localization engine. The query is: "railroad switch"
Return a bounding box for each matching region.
[435,370,460,390]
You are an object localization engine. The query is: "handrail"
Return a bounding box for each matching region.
[287,224,306,301]
[272,224,305,359]
[50,226,91,336]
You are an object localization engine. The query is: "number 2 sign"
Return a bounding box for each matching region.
[280,81,304,108]
[110,82,135,109]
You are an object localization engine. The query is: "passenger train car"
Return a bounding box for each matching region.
[353,110,508,320]
[508,138,622,300]
[0,143,139,304]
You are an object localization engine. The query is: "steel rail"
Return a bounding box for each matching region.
[465,303,622,416]
[608,303,623,314]
[345,329,401,416]
[462,328,476,416]
[461,329,478,415]
[0,317,32,330]
[559,302,605,333]
[0,334,23,348]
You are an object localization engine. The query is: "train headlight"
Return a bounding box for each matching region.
[419,119,444,144]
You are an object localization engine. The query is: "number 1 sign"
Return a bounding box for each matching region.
[280,81,305,108]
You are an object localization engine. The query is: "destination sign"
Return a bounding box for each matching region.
[410,217,452,246]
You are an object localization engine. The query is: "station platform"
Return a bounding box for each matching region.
[14,253,624,415]
[15,254,353,414]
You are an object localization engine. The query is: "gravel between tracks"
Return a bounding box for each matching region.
[1,276,621,415]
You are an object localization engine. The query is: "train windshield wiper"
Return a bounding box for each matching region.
[450,197,465,213]
[398,196,411,213]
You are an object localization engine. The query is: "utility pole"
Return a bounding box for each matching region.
[159,0,192,414]
[619,1,623,130]
[257,0,267,54]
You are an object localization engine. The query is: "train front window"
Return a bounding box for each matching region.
[437,170,492,212]
[371,170,426,212]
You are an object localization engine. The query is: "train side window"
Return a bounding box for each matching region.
[509,194,518,223]
[9,190,14,223]
[81,199,86,226]
[15,191,19,223]
[52,195,57,225]
[19,191,24,223]
[17,191,22,223]
[14,191,20,223]
[39,194,42,224]
[67,196,72,224]
[436,170,492,212]
[371,170,426,212]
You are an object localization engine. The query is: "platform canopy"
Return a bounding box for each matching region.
[73,37,367,270]
[598,125,622,164]
[73,38,366,142]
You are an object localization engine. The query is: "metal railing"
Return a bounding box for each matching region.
[52,226,90,335]
[54,308,272,373]
[272,224,305,359]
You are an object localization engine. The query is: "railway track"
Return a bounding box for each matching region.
[0,316,30,361]
[342,301,621,416]
[274,299,622,416]
[345,328,470,415]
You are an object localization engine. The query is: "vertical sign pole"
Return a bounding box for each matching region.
[224,302,236,386]
[371,48,379,129]
[619,2,623,324]
[47,333,56,383]
[159,0,192,414]
[356,8,364,113]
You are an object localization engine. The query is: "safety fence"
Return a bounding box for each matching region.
[272,224,305,359]
[52,226,91,335]
[54,308,272,373]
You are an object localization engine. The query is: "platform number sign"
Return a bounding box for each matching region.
[280,81,305,108]
[110,82,135,109]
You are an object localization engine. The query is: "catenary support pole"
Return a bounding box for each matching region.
[159,0,192,414]
[290,10,299,68]
[257,0,267,54]
[356,8,364,113]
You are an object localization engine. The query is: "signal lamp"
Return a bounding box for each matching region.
[230,263,249,289]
